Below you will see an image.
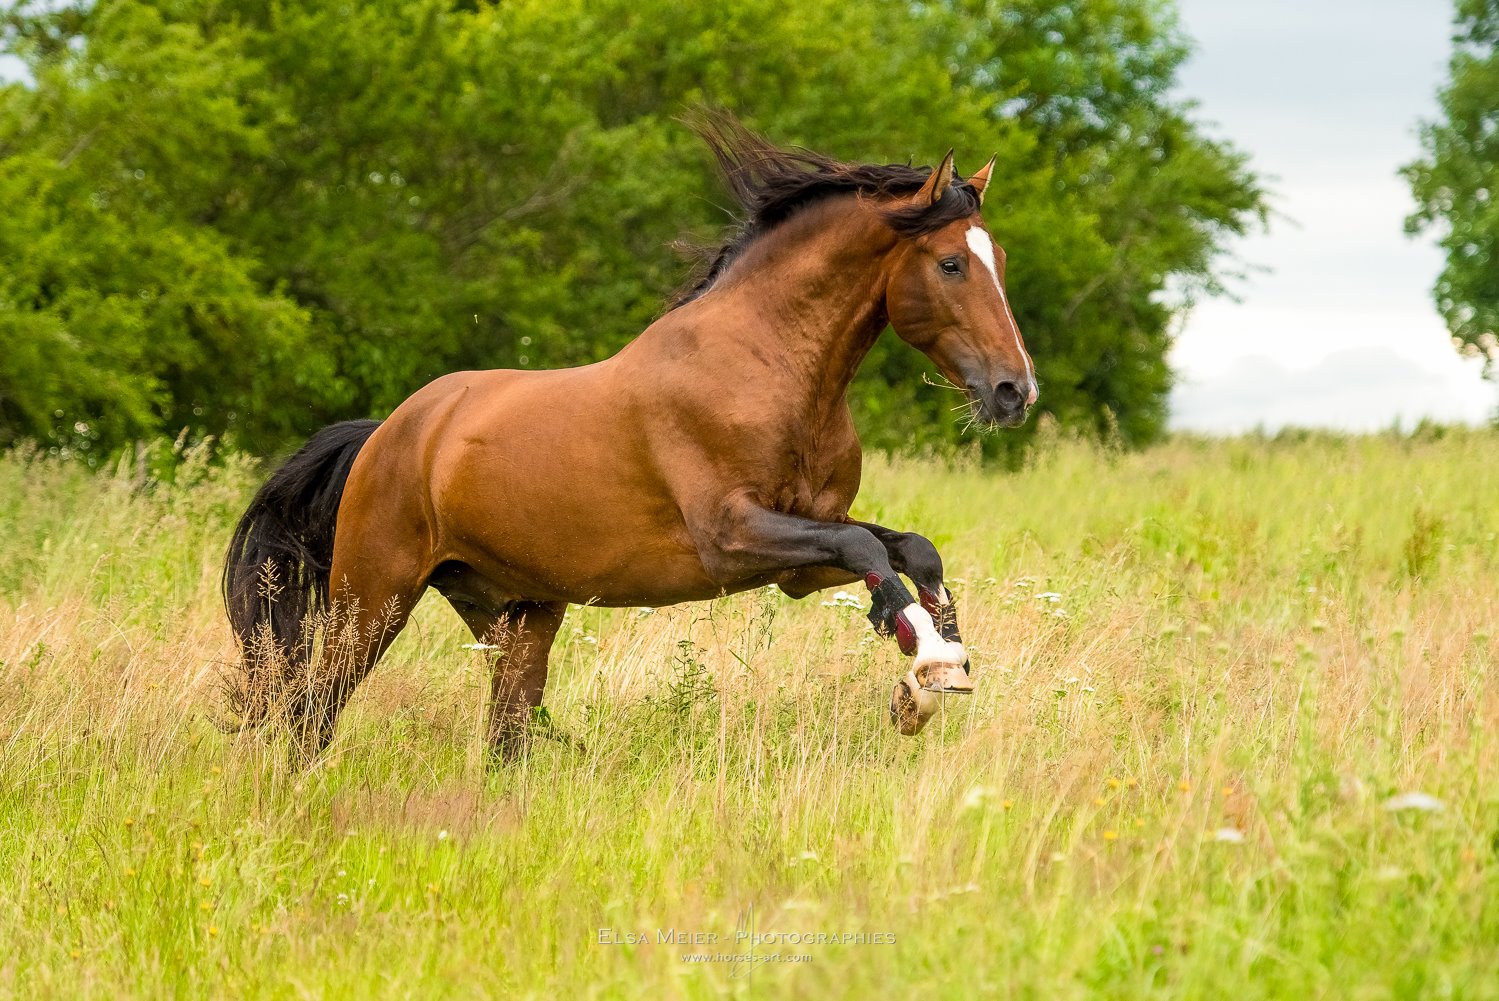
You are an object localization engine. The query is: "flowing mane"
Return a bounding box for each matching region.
[669,113,983,309]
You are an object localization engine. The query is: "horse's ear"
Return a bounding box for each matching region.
[968,154,997,205]
[915,150,955,205]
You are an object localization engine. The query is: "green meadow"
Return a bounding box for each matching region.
[2,428,1498,998]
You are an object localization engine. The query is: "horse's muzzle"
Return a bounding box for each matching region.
[966,379,1034,429]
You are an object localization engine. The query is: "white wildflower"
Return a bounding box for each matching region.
[962,786,995,810]
[820,590,865,609]
[1383,792,1444,813]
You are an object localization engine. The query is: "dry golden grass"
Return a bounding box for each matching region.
[1,429,1498,998]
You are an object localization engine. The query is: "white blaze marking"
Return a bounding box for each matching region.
[965,225,1036,396]
[900,603,967,672]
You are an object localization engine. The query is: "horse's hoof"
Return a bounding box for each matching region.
[889,672,940,736]
[913,658,974,695]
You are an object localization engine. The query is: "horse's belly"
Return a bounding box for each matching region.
[451,536,735,608]
[435,472,723,605]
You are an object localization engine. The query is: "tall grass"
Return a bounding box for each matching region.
[2,429,1498,998]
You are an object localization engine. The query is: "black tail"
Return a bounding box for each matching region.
[222,419,381,720]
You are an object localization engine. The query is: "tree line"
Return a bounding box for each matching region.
[0,0,1269,461]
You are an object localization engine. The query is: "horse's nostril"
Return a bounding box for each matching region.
[995,381,1024,410]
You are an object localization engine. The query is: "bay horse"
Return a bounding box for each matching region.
[223,116,1037,759]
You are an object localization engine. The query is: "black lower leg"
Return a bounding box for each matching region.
[865,571,918,652]
[850,521,962,646]
[919,586,963,644]
[704,507,918,631]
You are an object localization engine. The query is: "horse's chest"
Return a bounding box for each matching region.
[769,444,858,521]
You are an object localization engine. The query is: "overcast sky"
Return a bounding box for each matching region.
[1169,0,1497,431]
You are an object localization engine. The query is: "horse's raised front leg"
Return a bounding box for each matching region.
[700,504,969,735]
[847,520,967,670]
[448,598,567,762]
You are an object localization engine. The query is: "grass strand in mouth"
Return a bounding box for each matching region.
[1,428,1497,997]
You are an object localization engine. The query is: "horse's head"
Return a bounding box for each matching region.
[882,154,1037,429]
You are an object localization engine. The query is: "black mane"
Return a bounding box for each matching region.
[669,112,982,310]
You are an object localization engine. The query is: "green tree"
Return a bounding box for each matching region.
[0,3,313,457]
[0,0,1264,460]
[1405,0,1499,374]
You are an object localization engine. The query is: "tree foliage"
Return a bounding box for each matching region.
[1406,0,1499,373]
[0,0,1264,460]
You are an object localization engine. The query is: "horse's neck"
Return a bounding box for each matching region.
[708,206,893,413]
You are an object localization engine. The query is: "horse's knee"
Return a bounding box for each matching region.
[894,532,944,587]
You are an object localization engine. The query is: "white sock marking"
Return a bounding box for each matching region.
[965,225,1035,396]
[900,603,967,672]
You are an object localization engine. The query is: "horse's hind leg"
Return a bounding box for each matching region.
[446,597,566,762]
[297,560,423,759]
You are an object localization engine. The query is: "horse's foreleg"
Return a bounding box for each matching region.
[700,505,968,734]
[449,599,566,762]
[784,523,964,653]
[847,521,967,667]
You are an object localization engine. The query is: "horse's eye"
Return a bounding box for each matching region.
[939,258,963,276]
